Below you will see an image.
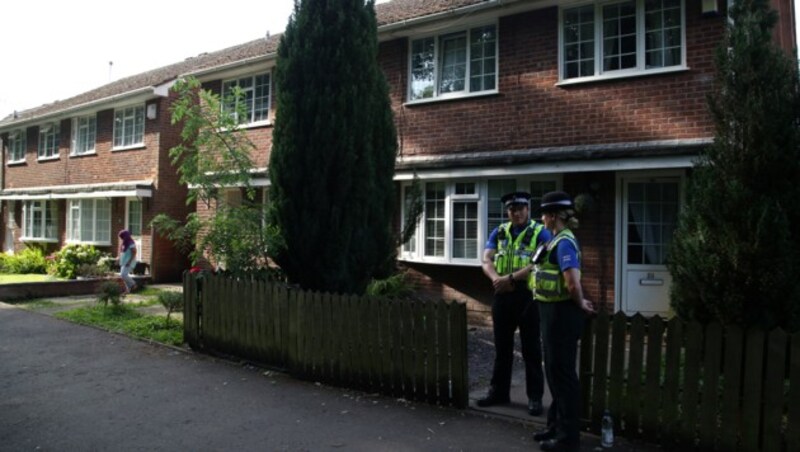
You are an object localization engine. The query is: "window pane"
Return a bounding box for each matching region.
[563,5,595,79]
[452,201,478,259]
[602,1,637,72]
[402,186,418,253]
[128,200,143,237]
[424,182,445,257]
[411,38,435,100]
[488,179,516,233]
[645,0,683,68]
[469,25,497,92]
[439,32,467,94]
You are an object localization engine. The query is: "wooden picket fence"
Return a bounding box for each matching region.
[579,311,800,451]
[183,272,469,408]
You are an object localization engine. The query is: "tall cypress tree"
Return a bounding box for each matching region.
[668,0,800,330]
[268,0,397,294]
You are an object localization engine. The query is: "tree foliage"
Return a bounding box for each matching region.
[668,0,800,330]
[151,77,278,278]
[268,0,398,294]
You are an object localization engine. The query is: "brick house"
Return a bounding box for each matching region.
[0,42,279,282]
[1,0,794,317]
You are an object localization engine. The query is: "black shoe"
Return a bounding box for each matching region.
[538,439,579,452]
[532,427,556,442]
[475,391,510,407]
[528,399,543,416]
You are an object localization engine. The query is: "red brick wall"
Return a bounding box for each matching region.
[381,3,725,157]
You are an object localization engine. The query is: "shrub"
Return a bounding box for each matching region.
[76,263,107,278]
[4,247,48,274]
[157,291,184,325]
[366,272,415,298]
[97,280,124,308]
[48,244,106,279]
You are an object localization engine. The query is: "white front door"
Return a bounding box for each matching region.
[619,176,681,316]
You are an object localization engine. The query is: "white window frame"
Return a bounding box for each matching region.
[221,72,271,126]
[406,22,499,104]
[21,200,58,242]
[71,114,97,156]
[125,198,143,238]
[38,122,60,160]
[399,176,561,266]
[558,0,687,85]
[113,105,145,150]
[7,129,26,164]
[66,198,111,245]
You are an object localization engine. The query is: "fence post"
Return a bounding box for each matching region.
[450,300,468,409]
[741,328,765,451]
[787,332,800,451]
[762,328,788,452]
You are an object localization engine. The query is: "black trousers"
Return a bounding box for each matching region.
[540,300,586,444]
[489,286,544,401]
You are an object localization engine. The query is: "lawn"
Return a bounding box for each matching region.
[0,274,63,284]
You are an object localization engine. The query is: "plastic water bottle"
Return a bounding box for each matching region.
[601,410,614,448]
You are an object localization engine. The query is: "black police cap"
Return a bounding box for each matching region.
[501,191,531,209]
[534,191,574,215]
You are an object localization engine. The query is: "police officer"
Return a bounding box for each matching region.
[530,191,595,452]
[477,191,550,416]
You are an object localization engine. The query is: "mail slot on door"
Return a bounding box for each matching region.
[640,272,664,286]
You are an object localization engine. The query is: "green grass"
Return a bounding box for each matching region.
[0,274,63,284]
[55,305,183,346]
[136,286,166,297]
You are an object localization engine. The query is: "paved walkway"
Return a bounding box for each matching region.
[0,288,661,451]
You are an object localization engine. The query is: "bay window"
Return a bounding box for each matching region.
[400,177,559,265]
[67,199,111,244]
[22,200,58,241]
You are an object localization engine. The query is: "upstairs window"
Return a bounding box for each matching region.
[561,0,684,81]
[8,129,26,163]
[22,200,58,241]
[222,72,271,124]
[113,105,145,149]
[72,114,96,155]
[409,24,497,101]
[38,123,60,159]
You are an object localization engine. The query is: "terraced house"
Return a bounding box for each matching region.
[0,0,795,318]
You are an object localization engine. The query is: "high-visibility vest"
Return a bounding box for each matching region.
[533,229,580,302]
[494,220,544,275]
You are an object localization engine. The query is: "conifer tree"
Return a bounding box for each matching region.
[268,0,398,294]
[668,0,800,330]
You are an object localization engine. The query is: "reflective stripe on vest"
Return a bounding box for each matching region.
[494,220,543,276]
[534,229,580,303]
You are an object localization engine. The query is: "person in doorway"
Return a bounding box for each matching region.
[530,191,595,452]
[478,191,550,416]
[118,229,138,294]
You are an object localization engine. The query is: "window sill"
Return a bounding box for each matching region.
[37,155,60,162]
[398,256,482,267]
[403,90,499,107]
[69,151,97,158]
[20,237,59,243]
[112,144,146,152]
[7,160,26,166]
[218,120,272,132]
[556,65,690,87]
[65,240,111,247]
